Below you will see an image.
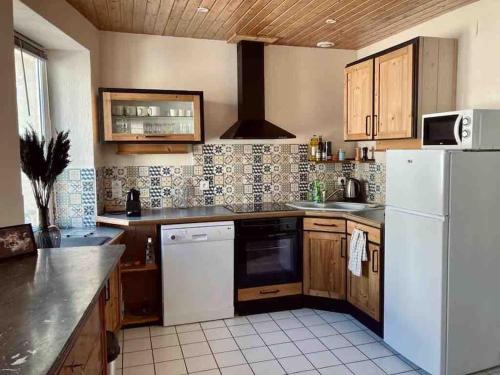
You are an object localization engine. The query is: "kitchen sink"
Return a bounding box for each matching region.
[286,201,379,212]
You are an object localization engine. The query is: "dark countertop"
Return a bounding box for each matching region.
[60,227,124,247]
[348,208,385,225]
[96,205,384,228]
[0,245,125,374]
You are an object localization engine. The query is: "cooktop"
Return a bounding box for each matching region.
[224,203,296,213]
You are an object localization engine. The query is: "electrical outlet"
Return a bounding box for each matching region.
[111,180,122,199]
[199,180,210,191]
[337,177,346,186]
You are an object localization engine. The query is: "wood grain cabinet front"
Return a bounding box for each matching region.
[374,45,413,140]
[346,235,382,322]
[303,231,347,300]
[59,293,106,374]
[344,59,374,141]
[105,263,121,333]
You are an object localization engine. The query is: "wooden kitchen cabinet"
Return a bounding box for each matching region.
[58,292,106,374]
[99,88,204,144]
[374,45,413,139]
[104,232,124,332]
[344,37,457,143]
[303,231,347,300]
[105,263,121,332]
[344,59,374,141]
[346,221,382,322]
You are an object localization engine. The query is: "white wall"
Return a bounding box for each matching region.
[18,0,101,166]
[47,50,95,167]
[99,31,356,166]
[0,0,24,226]
[357,0,500,110]
[265,45,355,151]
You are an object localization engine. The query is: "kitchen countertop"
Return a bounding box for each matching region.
[96,205,385,228]
[0,244,125,374]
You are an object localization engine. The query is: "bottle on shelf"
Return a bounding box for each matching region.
[321,141,332,161]
[338,148,346,161]
[309,135,319,162]
[316,135,323,161]
[145,237,155,265]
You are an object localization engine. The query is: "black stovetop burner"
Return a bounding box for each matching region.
[224,203,296,213]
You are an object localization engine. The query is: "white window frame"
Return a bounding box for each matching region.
[14,38,53,227]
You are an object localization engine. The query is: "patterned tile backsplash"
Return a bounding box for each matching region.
[96,144,386,213]
[53,168,96,228]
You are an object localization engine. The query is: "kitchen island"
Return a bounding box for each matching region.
[0,244,124,374]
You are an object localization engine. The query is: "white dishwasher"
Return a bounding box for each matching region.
[161,221,235,326]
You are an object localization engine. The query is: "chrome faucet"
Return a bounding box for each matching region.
[320,187,344,203]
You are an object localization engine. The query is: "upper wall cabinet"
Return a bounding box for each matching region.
[99,88,204,143]
[344,37,457,142]
[344,60,374,141]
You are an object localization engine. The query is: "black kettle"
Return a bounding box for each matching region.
[126,188,141,217]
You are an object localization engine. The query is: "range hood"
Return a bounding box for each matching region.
[220,41,296,139]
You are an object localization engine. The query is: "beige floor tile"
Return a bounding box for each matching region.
[182,341,212,358]
[153,346,183,363]
[178,330,206,345]
[176,323,202,333]
[185,354,218,373]
[123,350,154,368]
[155,359,187,375]
[151,334,179,348]
[122,364,154,375]
[150,325,176,337]
[124,327,150,340]
[123,337,152,353]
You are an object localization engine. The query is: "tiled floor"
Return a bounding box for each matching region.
[116,309,499,375]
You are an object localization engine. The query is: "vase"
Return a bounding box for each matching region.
[35,206,61,248]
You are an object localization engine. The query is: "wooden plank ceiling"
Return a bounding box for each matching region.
[67,0,477,49]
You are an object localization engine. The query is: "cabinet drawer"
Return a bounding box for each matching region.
[347,221,381,244]
[304,218,346,233]
[238,283,302,302]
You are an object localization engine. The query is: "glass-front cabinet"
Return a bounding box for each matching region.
[99,88,204,143]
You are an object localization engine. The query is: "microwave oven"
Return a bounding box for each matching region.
[422,109,500,149]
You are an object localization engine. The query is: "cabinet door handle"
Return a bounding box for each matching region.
[105,279,110,302]
[365,115,371,136]
[341,237,347,258]
[313,223,337,227]
[372,250,379,273]
[260,289,280,295]
[373,115,378,136]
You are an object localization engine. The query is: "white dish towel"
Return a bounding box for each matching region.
[348,229,367,277]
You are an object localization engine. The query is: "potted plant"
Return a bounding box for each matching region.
[19,129,70,248]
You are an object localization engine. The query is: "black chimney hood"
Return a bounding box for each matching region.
[220,41,296,139]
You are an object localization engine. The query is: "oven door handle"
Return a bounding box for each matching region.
[453,114,463,146]
[238,232,294,240]
[267,233,293,239]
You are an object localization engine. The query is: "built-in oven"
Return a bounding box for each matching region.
[422,109,500,149]
[235,217,301,289]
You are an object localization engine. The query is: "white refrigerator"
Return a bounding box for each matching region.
[384,149,500,375]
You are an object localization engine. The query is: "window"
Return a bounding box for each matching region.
[14,35,51,228]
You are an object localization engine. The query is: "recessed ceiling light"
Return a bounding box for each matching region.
[316,41,335,48]
[326,19,337,24]
[197,6,209,13]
